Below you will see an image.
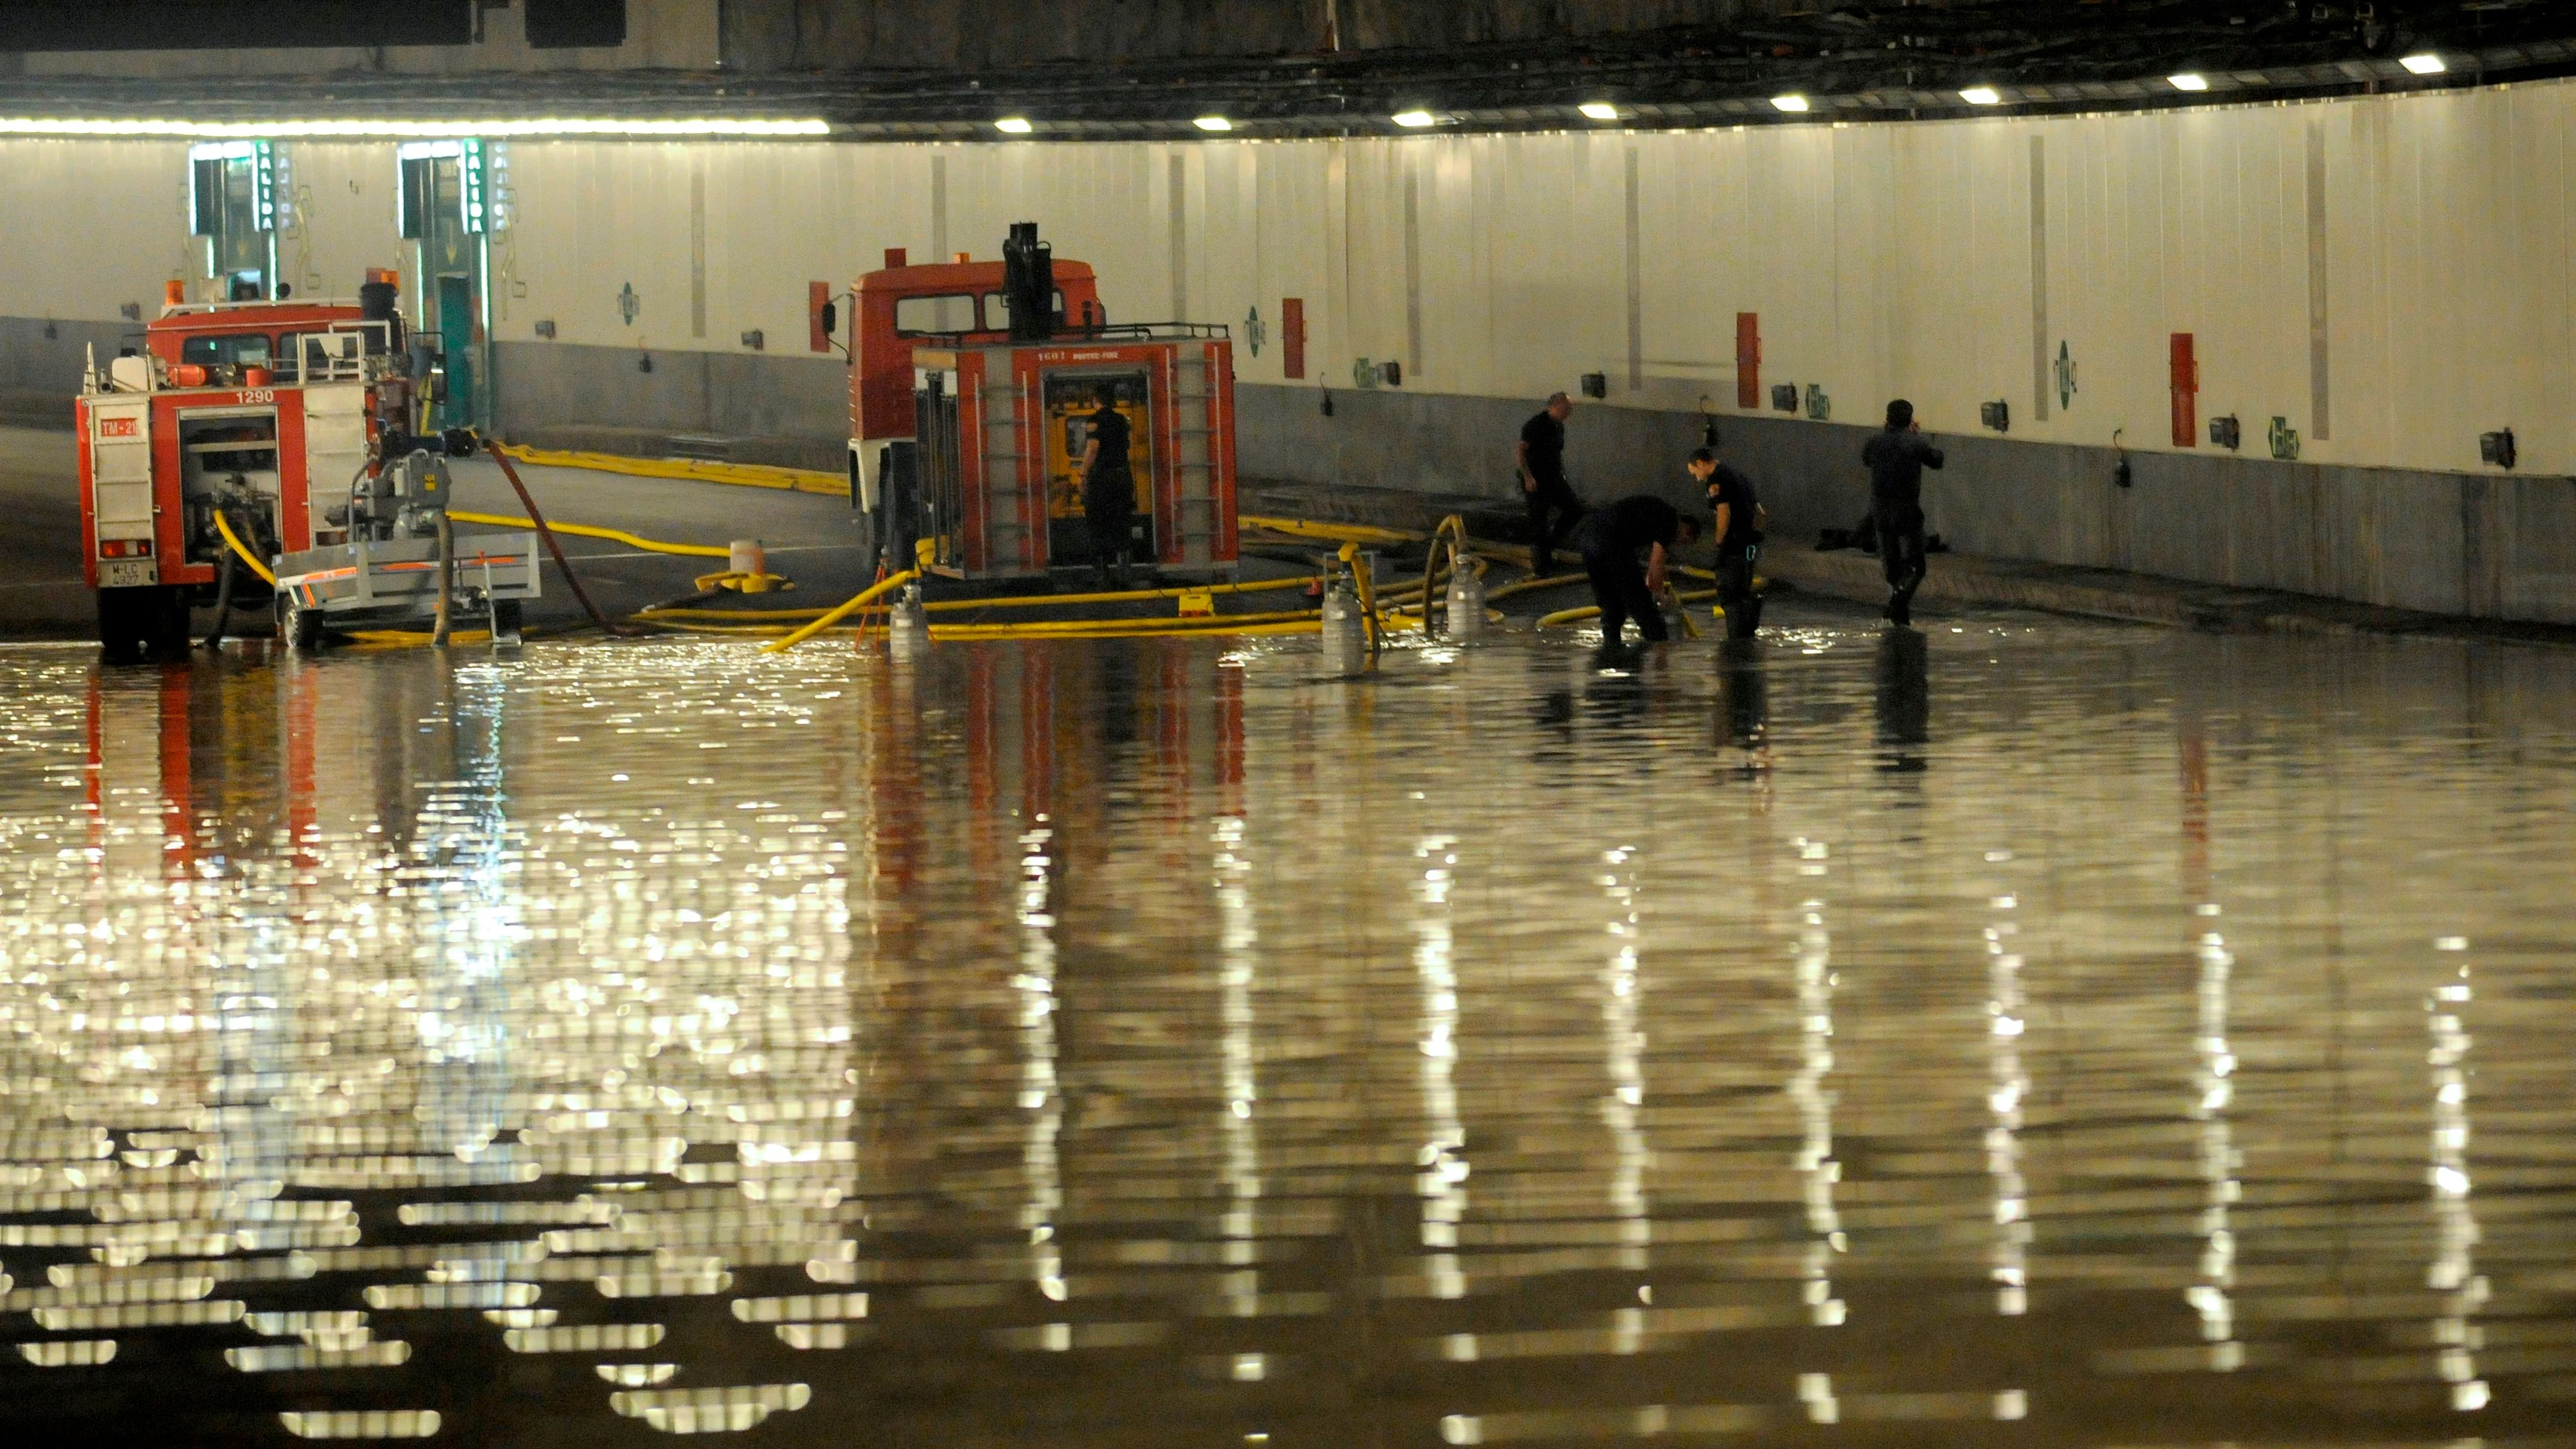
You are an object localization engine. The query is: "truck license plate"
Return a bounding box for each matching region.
[98,559,159,589]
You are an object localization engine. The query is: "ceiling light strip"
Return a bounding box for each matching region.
[0,118,831,139]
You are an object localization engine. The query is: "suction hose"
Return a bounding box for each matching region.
[208,507,281,648]
[202,526,237,650]
[484,439,652,637]
[428,512,455,648]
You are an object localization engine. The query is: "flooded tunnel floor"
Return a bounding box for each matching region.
[1,601,2573,1446]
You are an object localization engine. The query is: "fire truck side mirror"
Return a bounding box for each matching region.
[818,301,837,338]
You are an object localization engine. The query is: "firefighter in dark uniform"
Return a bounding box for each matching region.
[1573,493,1700,645]
[1690,446,1764,640]
[1861,398,1946,626]
[1077,387,1137,589]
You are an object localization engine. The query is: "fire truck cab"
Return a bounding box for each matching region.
[844,245,1103,521]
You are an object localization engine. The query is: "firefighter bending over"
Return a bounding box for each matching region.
[1575,494,1701,645]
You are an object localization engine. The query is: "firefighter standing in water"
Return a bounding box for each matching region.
[1077,386,1137,589]
[1861,398,1945,626]
[1690,446,1765,639]
[1516,392,1584,577]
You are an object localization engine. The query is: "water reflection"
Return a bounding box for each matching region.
[1714,639,1767,766]
[1598,845,1648,1354]
[2188,911,2242,1372]
[2,616,2574,1445]
[1415,832,1467,1304]
[1873,628,1928,772]
[1985,863,2029,1320]
[2427,936,2486,1414]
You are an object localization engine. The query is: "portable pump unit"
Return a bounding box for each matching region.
[268,442,539,650]
[852,222,1239,585]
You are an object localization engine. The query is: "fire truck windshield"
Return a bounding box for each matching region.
[180,333,274,368]
[983,290,1067,330]
[893,294,980,336]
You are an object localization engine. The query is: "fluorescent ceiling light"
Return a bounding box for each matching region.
[994,117,1033,135]
[1392,110,1436,128]
[2399,53,2446,75]
[1193,115,1233,132]
[0,117,830,138]
[1770,94,1810,113]
[1578,102,1621,121]
[2168,73,2208,92]
[1959,87,2002,105]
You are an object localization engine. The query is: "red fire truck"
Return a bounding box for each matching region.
[845,223,1236,584]
[76,273,536,657]
[843,243,1104,517]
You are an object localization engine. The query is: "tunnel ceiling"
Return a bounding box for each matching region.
[5,1,2576,138]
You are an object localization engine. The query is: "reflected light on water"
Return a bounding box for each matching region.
[1,618,2574,1444]
[1415,833,1468,1303]
[2427,937,2487,1414]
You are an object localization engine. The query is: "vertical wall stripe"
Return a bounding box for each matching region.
[2306,118,2331,442]
[2029,135,2049,422]
[688,162,707,340]
[929,153,948,260]
[1402,166,1424,379]
[1623,147,1643,392]
[1169,153,1189,324]
[1324,140,1349,384]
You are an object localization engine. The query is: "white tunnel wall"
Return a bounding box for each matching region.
[1,77,2569,476]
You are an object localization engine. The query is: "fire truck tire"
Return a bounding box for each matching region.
[150,586,193,655]
[854,505,881,571]
[276,594,324,652]
[96,586,147,662]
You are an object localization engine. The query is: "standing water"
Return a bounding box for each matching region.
[0,608,2571,1445]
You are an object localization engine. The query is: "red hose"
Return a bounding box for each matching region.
[484,440,650,637]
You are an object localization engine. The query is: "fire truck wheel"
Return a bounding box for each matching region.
[147,586,192,655]
[276,594,324,652]
[96,587,146,663]
[855,506,881,571]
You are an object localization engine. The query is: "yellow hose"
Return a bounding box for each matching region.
[935,618,1340,641]
[761,569,920,653]
[1241,515,1424,547]
[642,572,1326,627]
[492,443,845,497]
[1538,588,1718,629]
[1337,541,1385,656]
[928,574,1316,612]
[211,510,279,588]
[637,612,1380,642]
[449,509,731,559]
[1484,571,1585,603]
[346,628,494,647]
[934,607,1326,634]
